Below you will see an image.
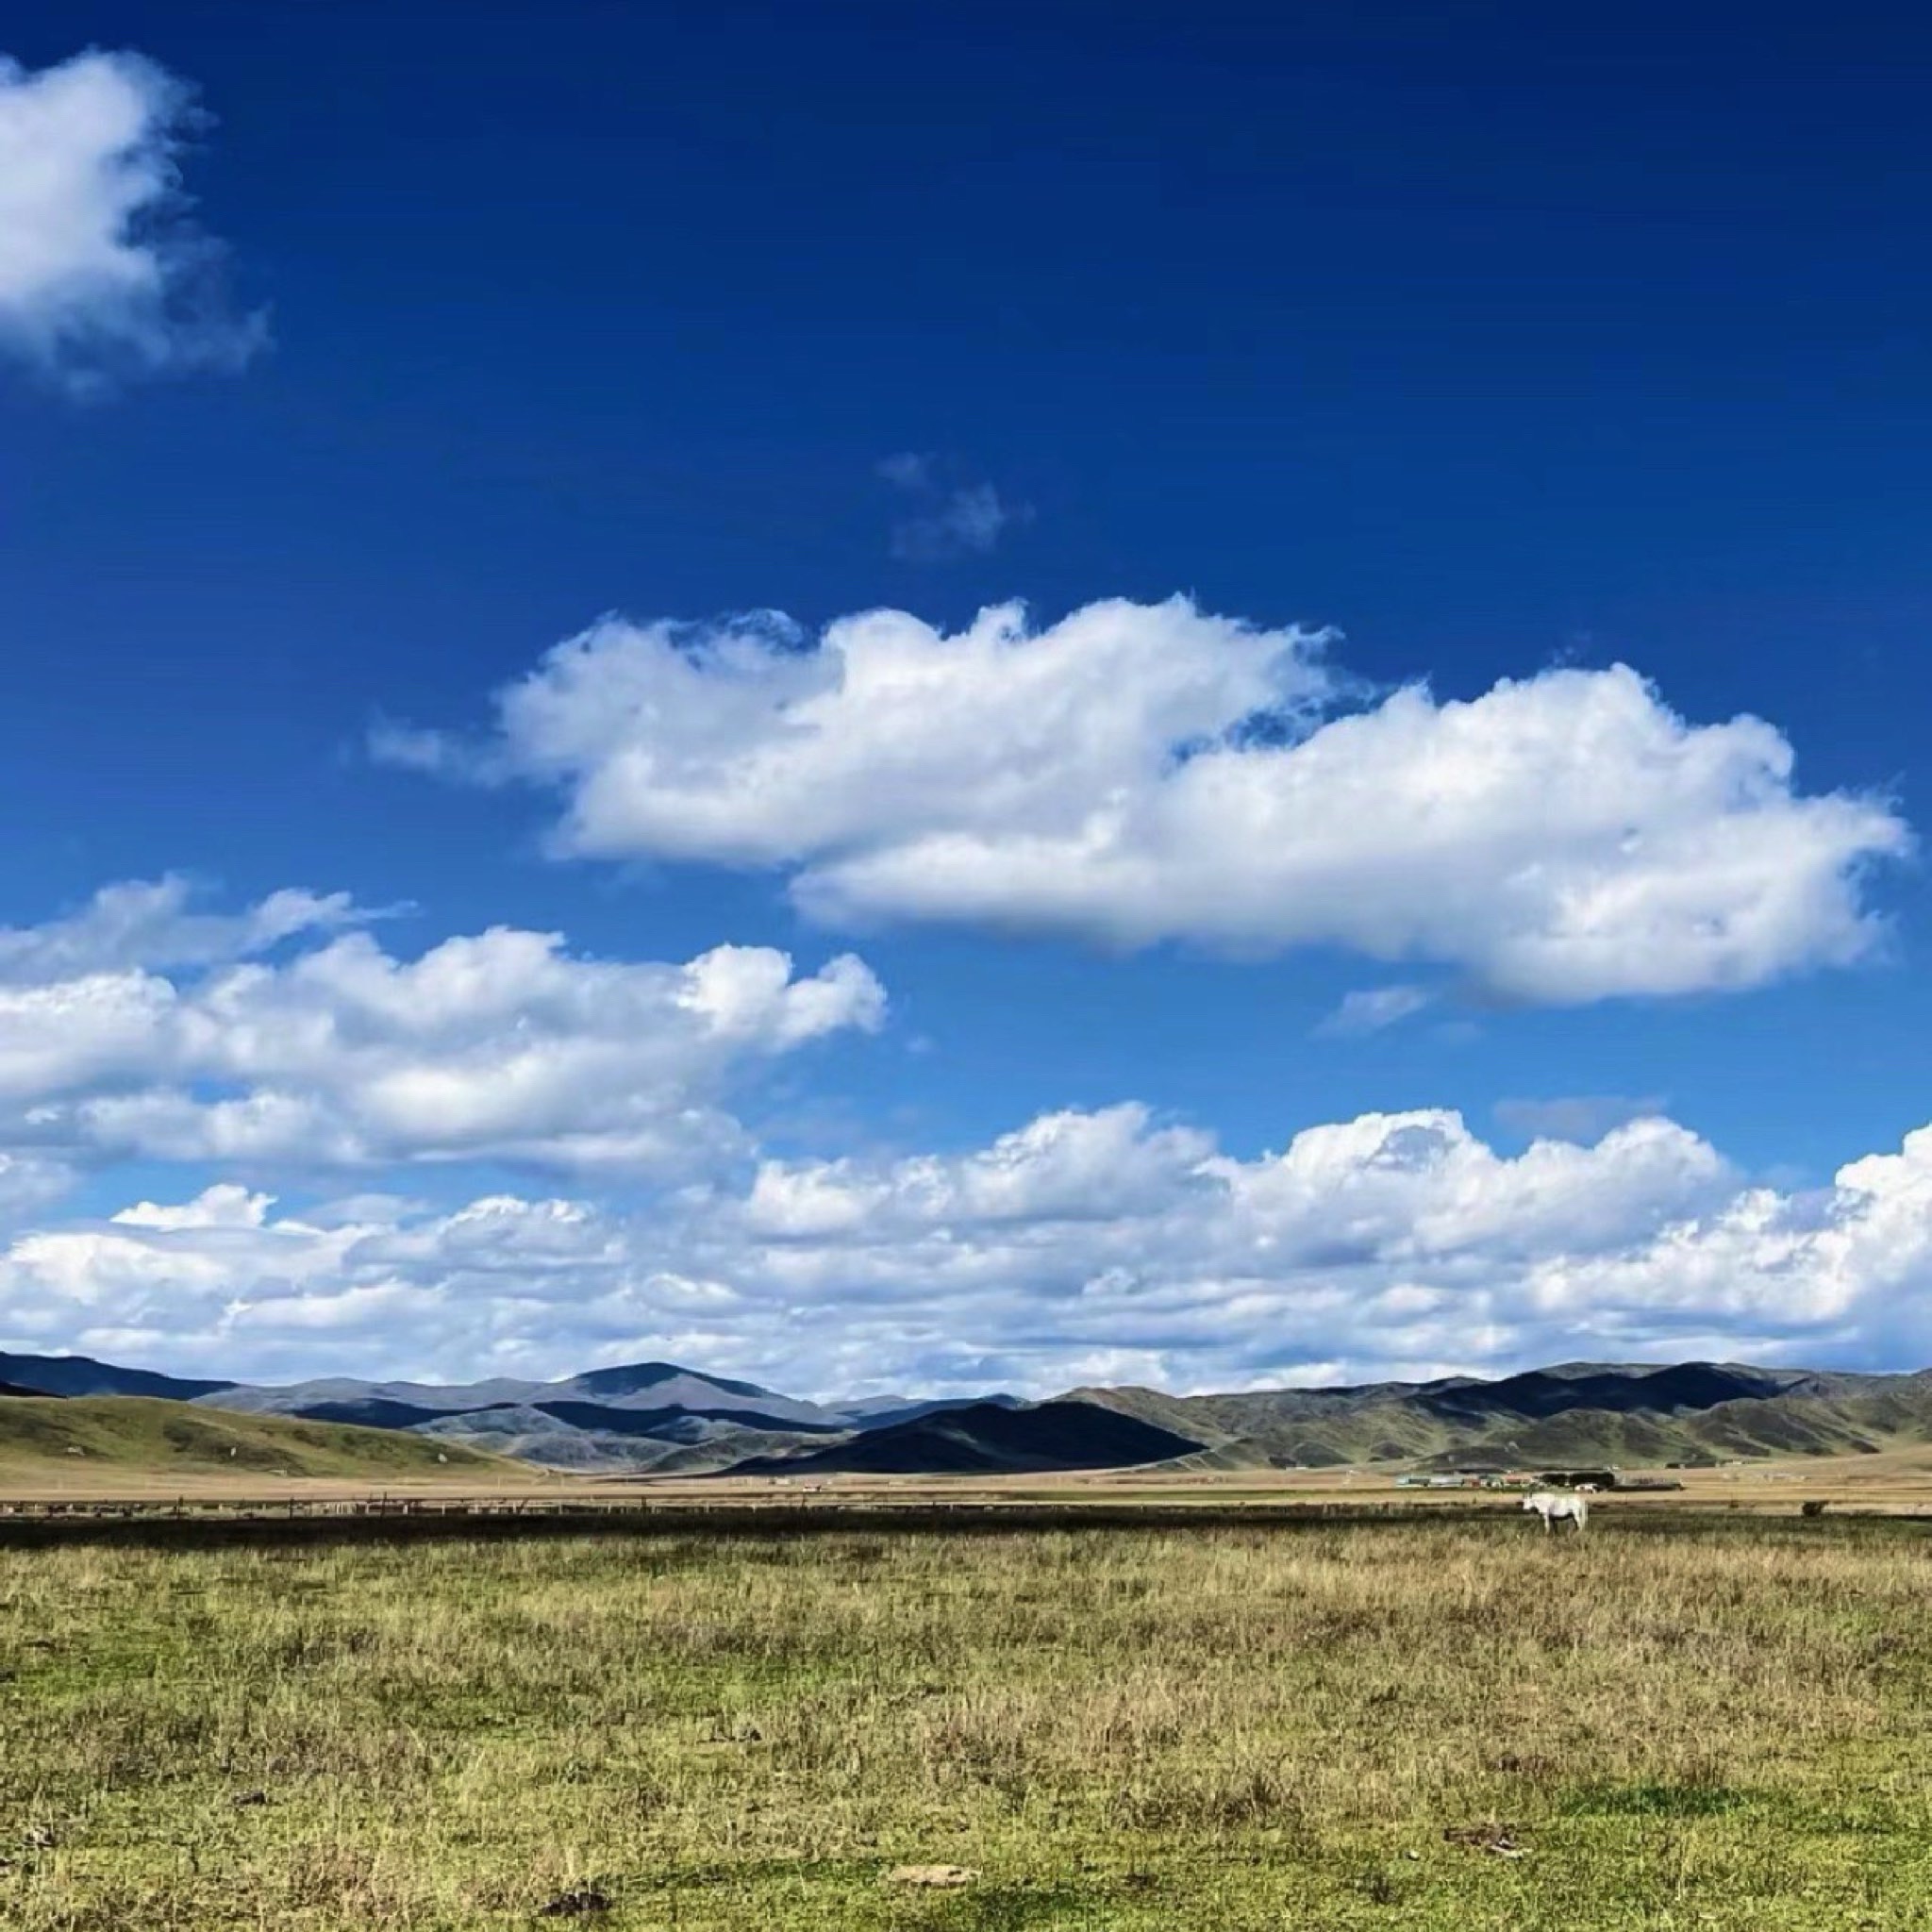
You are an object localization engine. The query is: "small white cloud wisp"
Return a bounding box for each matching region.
[877,454,1032,561]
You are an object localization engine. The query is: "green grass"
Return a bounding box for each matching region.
[0,1396,510,1480]
[2,1517,1931,1927]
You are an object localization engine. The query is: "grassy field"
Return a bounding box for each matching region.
[4,1516,1932,1929]
[0,1396,519,1491]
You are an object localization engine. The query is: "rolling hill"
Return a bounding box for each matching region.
[0,1350,235,1402]
[1069,1361,1932,1471]
[727,1399,1204,1476]
[7,1347,1932,1479]
[0,1352,1029,1474]
[177,1359,858,1468]
[205,1358,841,1428]
[0,1396,515,1481]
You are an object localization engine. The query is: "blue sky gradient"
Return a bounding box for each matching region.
[2,2,1929,1392]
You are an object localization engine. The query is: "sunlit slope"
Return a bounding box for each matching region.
[1070,1365,1932,1470]
[0,1395,513,1480]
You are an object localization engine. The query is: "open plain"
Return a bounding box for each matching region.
[5,1498,1932,1929]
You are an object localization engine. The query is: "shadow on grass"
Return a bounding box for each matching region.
[4,1500,1927,1554]
[0,1502,1518,1553]
[1561,1782,1748,1820]
[930,1886,1099,1928]
[625,1865,1103,1927]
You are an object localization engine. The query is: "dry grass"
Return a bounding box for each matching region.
[0,1397,525,1495]
[18,1431,1932,1510]
[2,1516,1930,1927]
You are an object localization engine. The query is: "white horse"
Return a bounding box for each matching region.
[1522,1489,1589,1534]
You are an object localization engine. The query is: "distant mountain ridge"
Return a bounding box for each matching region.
[0,1351,235,1403]
[205,1362,839,1428]
[1072,1360,1932,1471]
[0,1350,1030,1474]
[2,1349,1930,1477]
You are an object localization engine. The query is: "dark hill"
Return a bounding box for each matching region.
[282,1398,459,1431]
[526,1399,846,1439]
[0,1351,234,1402]
[726,1399,1205,1476]
[1415,1362,1792,1424]
[279,1394,847,1442]
[566,1360,778,1403]
[844,1392,1026,1432]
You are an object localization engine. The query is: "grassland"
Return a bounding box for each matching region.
[4,1513,1932,1928]
[0,1396,518,1491]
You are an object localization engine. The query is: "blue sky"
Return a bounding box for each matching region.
[1,3,1930,1395]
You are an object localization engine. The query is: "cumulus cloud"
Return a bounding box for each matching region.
[0,880,884,1174]
[0,1154,74,1226]
[0,1185,724,1384]
[17,1096,1932,1397]
[389,596,1330,853]
[743,1105,1220,1240]
[639,1108,1932,1392]
[381,597,1907,1006]
[0,49,263,382]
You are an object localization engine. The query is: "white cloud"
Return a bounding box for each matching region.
[743,1105,1219,1239]
[114,1184,273,1232]
[394,596,1331,856]
[0,1185,708,1384]
[698,1108,1932,1393]
[15,1097,1932,1398]
[383,597,1907,1006]
[1317,984,1435,1037]
[0,1154,73,1226]
[0,49,262,381]
[0,876,370,982]
[0,880,884,1175]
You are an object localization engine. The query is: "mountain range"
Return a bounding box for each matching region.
[5,1351,1932,1478]
[1074,1361,1932,1471]
[0,1351,1032,1474]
